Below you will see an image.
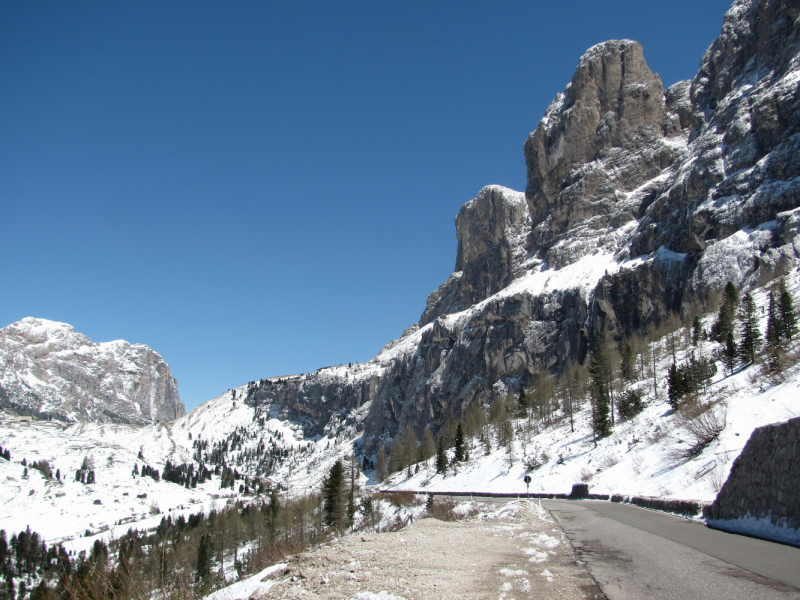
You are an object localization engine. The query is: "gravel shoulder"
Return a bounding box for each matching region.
[255,500,604,600]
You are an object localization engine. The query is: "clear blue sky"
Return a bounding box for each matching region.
[1,0,733,411]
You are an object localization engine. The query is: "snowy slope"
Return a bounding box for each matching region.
[0,386,364,548]
[384,275,800,504]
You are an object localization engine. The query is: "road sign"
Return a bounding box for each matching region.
[524,475,531,483]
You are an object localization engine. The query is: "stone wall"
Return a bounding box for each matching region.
[704,417,800,533]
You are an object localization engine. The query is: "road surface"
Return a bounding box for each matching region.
[543,499,800,600]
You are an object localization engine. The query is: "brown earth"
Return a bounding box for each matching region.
[256,500,605,600]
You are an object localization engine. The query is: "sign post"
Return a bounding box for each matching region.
[524,474,531,499]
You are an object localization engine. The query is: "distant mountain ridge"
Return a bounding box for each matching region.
[0,317,184,424]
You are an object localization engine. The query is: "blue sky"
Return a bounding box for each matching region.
[1,0,733,411]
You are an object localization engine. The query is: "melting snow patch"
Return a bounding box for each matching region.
[203,563,286,600]
[539,569,555,582]
[519,578,531,593]
[523,548,549,562]
[499,569,526,577]
[500,582,513,592]
[529,532,560,549]
[352,592,407,600]
[707,517,800,546]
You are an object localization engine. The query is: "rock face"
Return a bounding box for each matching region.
[420,185,529,325]
[0,318,184,424]
[704,416,800,533]
[243,0,800,455]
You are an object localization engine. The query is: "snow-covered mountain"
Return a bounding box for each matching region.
[0,318,184,424]
[233,0,800,458]
[3,0,800,551]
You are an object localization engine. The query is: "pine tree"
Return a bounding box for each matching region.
[403,423,418,476]
[420,427,436,465]
[738,292,761,364]
[766,291,780,347]
[667,363,683,410]
[517,388,529,417]
[712,281,739,342]
[387,434,405,474]
[435,436,447,475]
[375,448,387,482]
[453,423,465,463]
[588,344,611,438]
[620,344,635,381]
[322,460,345,528]
[195,533,212,583]
[778,277,797,341]
[692,316,703,346]
[723,330,738,375]
[346,457,357,529]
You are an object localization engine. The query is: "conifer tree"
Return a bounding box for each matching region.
[347,457,357,528]
[195,533,212,584]
[403,423,418,476]
[420,427,436,465]
[778,277,797,341]
[711,281,739,342]
[620,344,635,381]
[766,291,780,348]
[517,388,529,417]
[453,423,465,463]
[322,460,344,528]
[375,448,387,483]
[738,292,761,364]
[588,344,611,438]
[435,436,447,475]
[723,330,738,375]
[692,316,703,346]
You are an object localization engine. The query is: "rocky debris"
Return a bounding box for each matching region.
[256,501,603,600]
[0,317,184,424]
[704,416,800,531]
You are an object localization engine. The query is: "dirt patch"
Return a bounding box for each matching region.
[255,500,604,599]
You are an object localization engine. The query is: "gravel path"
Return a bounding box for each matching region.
[255,500,605,600]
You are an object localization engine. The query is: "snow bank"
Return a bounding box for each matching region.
[707,517,800,547]
[203,563,286,600]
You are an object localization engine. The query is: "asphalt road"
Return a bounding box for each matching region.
[543,499,800,600]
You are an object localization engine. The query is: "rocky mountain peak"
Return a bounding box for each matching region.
[523,39,684,271]
[0,318,185,424]
[223,0,800,457]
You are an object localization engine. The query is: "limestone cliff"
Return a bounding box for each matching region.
[241,0,800,455]
[0,318,185,424]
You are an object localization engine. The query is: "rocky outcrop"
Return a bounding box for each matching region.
[420,186,529,325]
[243,0,800,454]
[0,318,184,424]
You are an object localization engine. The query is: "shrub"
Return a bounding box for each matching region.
[524,449,550,472]
[669,405,727,461]
[618,388,644,420]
